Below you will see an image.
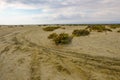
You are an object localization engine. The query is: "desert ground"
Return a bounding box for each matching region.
[0,25,120,80]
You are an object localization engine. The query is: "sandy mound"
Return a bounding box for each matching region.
[0,26,120,80]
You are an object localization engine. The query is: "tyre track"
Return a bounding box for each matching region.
[21,30,120,80]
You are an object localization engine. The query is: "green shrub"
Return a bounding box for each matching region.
[53,33,73,45]
[72,29,90,36]
[48,33,58,39]
[43,26,60,31]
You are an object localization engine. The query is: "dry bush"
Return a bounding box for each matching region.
[72,29,90,36]
[104,28,112,32]
[48,33,58,39]
[117,29,120,33]
[108,24,120,29]
[43,26,60,31]
[48,33,73,45]
[86,25,112,32]
[61,27,65,29]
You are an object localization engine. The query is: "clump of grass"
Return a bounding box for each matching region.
[43,26,60,31]
[1,46,9,53]
[53,33,73,45]
[117,29,120,33]
[86,25,112,32]
[48,33,58,39]
[18,58,25,64]
[56,65,71,74]
[12,37,22,45]
[72,29,90,36]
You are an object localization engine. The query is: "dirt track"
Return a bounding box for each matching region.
[0,26,120,80]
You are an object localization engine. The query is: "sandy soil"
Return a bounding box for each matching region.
[0,25,120,80]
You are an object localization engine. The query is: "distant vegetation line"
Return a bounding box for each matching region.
[0,24,120,26]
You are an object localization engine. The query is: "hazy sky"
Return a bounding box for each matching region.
[0,0,120,24]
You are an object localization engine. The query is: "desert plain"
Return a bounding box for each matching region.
[0,25,120,80]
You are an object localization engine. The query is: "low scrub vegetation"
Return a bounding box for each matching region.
[43,26,60,31]
[48,33,73,45]
[54,33,73,45]
[108,24,120,29]
[56,64,71,74]
[117,29,120,33]
[86,25,112,32]
[72,29,90,36]
[104,28,112,32]
[61,27,65,29]
[48,33,58,39]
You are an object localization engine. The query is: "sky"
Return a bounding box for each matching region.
[0,0,120,24]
